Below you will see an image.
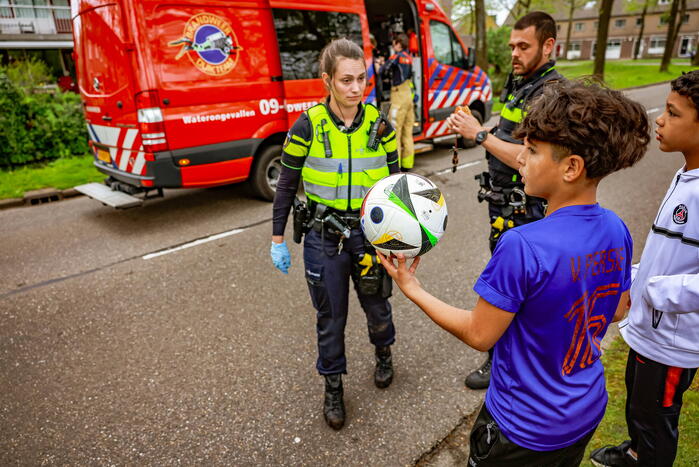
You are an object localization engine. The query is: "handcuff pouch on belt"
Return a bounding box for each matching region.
[475,172,528,212]
[292,198,358,245]
[475,171,528,242]
[352,241,393,298]
[292,197,313,244]
[306,202,357,255]
[312,203,353,239]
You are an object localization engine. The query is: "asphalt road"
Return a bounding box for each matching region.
[0,82,685,465]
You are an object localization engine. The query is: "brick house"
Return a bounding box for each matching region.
[507,0,699,60]
[0,0,74,79]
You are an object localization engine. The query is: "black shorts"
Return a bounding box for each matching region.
[468,403,595,467]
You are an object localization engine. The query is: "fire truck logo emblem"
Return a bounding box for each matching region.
[169,13,242,76]
[673,204,688,224]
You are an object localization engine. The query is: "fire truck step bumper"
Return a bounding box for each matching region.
[74,183,143,209]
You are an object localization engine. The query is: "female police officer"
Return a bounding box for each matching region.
[270,38,400,430]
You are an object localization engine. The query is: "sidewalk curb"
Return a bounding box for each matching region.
[415,405,479,466]
[0,187,81,211]
[0,197,24,210]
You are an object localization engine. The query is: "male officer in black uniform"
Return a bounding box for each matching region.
[446,11,564,390]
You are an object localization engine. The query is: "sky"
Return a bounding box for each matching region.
[492,0,518,25]
[447,0,518,27]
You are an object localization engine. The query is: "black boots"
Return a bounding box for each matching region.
[323,374,345,430]
[374,345,394,389]
[323,347,393,430]
[465,355,492,390]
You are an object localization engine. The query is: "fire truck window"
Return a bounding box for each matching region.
[430,20,466,69]
[273,9,363,80]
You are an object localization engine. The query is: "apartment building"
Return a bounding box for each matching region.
[0,0,74,80]
[508,0,699,60]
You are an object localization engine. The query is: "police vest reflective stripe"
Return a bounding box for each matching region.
[499,105,523,124]
[495,66,561,145]
[495,92,527,144]
[302,103,389,211]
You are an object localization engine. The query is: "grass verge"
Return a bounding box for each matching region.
[555,59,696,89]
[0,156,103,199]
[585,336,699,465]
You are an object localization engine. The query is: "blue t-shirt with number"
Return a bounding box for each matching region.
[474,204,632,451]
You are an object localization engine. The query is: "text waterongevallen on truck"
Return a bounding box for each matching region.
[72,0,492,208]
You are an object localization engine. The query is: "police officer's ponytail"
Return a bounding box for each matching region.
[319,38,365,89]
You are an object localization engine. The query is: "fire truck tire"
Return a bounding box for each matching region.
[459,108,484,149]
[249,144,283,201]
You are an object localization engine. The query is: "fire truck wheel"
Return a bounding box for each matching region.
[459,108,483,149]
[249,144,283,201]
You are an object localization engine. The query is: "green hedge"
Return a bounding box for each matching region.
[0,67,90,169]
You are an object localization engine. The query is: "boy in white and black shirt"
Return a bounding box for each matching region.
[591,70,699,467]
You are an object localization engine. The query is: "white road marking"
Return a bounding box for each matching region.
[143,228,245,260]
[646,107,661,114]
[436,159,482,175]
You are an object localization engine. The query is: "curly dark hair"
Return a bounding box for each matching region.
[671,70,699,119]
[513,80,651,179]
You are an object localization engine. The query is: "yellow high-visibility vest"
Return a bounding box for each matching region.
[302,103,394,211]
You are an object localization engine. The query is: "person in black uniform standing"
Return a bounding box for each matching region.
[446,11,564,390]
[270,38,400,430]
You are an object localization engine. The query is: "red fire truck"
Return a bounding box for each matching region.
[72,0,492,207]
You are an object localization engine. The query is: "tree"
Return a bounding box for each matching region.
[511,0,532,19]
[563,0,588,60]
[475,0,488,69]
[487,26,513,74]
[454,0,476,35]
[509,0,557,21]
[659,0,686,72]
[593,0,614,79]
[634,1,648,59]
[625,0,656,60]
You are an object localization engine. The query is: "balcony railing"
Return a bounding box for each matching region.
[0,4,72,35]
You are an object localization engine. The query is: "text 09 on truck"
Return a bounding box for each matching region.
[72,0,492,208]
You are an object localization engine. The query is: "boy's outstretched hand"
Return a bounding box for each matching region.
[376,251,422,298]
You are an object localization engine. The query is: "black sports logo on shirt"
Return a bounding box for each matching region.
[673,204,688,224]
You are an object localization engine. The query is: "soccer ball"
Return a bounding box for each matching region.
[360,173,448,258]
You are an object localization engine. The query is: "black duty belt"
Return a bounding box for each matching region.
[312,214,360,233]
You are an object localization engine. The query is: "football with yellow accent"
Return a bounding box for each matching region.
[360,173,448,258]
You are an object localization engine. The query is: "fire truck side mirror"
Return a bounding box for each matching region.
[467,47,476,70]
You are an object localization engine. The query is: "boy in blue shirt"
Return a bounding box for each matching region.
[378,81,651,465]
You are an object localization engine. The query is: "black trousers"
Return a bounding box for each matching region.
[303,227,395,375]
[468,403,595,467]
[625,348,697,466]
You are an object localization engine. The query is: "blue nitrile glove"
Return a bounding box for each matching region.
[270,241,291,274]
